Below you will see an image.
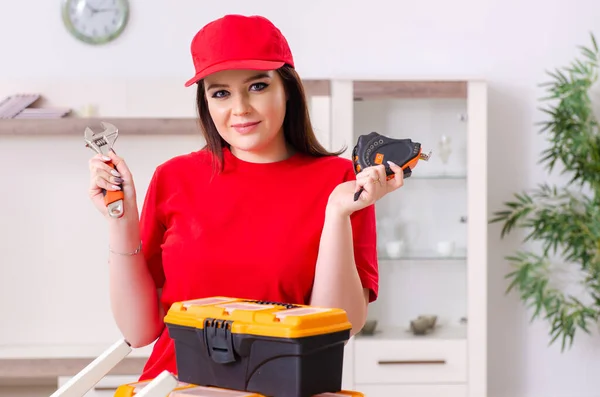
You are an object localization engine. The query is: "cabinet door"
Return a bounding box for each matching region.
[341,337,355,389]
[57,375,139,397]
[354,339,467,384]
[0,134,202,354]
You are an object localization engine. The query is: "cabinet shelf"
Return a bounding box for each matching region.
[379,254,467,261]
[379,247,467,261]
[409,174,467,180]
[0,117,199,135]
[356,324,467,341]
[303,79,468,99]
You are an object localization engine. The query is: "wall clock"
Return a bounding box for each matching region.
[61,0,130,45]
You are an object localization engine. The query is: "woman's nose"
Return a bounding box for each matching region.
[232,94,252,116]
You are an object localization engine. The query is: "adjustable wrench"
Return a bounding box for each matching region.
[84,121,125,218]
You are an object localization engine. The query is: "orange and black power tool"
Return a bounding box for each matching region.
[352,131,432,201]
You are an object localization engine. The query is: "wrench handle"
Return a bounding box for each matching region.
[103,160,125,218]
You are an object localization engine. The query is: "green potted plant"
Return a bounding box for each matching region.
[491,33,600,351]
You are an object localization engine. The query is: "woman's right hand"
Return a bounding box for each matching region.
[88,150,137,219]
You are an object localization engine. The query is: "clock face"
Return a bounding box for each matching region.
[61,0,129,45]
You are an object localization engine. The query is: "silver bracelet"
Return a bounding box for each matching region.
[109,241,142,256]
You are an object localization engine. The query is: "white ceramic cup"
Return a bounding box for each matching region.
[385,240,404,258]
[436,241,455,257]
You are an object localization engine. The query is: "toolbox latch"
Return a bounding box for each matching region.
[202,318,236,364]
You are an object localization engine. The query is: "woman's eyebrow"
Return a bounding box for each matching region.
[205,73,271,91]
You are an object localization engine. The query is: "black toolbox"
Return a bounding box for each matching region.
[164,297,353,397]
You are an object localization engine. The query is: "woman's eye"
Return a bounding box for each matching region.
[212,90,229,98]
[250,82,268,91]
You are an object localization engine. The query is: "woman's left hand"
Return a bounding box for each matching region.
[327,161,405,217]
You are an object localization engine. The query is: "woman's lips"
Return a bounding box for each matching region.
[232,121,261,134]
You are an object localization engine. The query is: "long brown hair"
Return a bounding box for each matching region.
[195,65,345,172]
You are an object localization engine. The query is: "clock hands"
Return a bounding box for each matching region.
[88,6,119,14]
[81,1,118,16]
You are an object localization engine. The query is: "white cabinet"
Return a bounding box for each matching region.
[57,375,139,397]
[0,78,486,397]
[307,78,488,397]
[341,336,355,390]
[0,130,202,357]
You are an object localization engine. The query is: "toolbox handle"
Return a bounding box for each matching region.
[201,319,237,364]
[243,299,300,309]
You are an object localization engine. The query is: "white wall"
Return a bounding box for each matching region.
[2,1,600,397]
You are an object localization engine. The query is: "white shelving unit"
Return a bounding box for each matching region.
[306,78,488,397]
[0,79,486,396]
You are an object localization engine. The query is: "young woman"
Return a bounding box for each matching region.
[87,14,405,380]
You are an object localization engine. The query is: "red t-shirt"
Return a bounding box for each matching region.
[137,146,379,380]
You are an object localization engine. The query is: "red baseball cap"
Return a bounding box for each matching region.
[184,14,295,87]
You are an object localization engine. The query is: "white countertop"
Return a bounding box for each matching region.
[0,343,153,359]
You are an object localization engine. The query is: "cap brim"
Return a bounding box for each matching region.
[184,59,286,87]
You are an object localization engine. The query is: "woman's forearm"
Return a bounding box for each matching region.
[107,215,163,347]
[310,206,369,336]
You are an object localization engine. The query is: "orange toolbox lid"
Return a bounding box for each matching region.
[163,297,352,339]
